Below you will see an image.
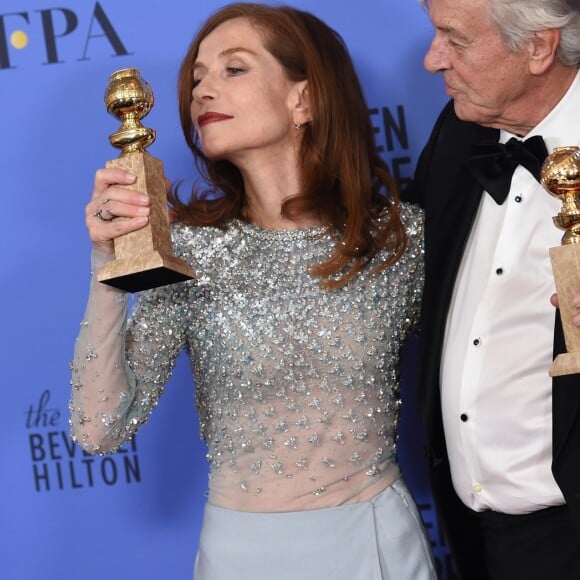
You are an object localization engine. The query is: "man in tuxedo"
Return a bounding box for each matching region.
[402,1,580,578]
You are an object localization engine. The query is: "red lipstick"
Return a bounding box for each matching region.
[198,112,233,127]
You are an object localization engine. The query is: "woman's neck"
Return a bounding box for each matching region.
[238,155,321,230]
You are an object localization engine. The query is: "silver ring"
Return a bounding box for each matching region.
[94,208,114,222]
[102,197,110,205]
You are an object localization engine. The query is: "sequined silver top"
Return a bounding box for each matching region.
[70,202,423,511]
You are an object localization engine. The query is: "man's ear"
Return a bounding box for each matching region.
[528,28,560,75]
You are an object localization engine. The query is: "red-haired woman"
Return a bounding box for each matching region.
[70,4,435,579]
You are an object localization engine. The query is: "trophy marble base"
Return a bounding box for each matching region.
[549,243,580,376]
[97,252,195,293]
[551,352,580,378]
[97,150,195,293]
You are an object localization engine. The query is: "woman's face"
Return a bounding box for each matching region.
[191,17,304,166]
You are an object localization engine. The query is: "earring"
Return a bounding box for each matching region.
[293,118,312,130]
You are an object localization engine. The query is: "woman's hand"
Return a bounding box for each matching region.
[86,167,151,255]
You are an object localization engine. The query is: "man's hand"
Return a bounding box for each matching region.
[551,292,580,326]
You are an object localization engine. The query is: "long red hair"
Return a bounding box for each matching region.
[170,3,407,288]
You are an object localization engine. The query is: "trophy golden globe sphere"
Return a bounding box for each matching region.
[104,68,156,154]
[540,146,580,244]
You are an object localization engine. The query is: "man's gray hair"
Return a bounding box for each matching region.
[420,0,580,66]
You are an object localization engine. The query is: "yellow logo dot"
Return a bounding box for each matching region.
[11,30,28,49]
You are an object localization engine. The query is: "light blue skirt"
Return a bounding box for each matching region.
[194,478,437,580]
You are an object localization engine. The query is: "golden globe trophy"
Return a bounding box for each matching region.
[541,145,580,376]
[96,67,195,292]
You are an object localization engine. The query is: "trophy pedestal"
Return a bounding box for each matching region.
[551,351,580,377]
[97,252,195,294]
[97,150,195,293]
[549,243,580,376]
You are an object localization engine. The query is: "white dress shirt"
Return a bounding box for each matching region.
[441,70,580,514]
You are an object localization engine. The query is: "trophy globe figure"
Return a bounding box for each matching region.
[541,145,580,375]
[96,67,195,293]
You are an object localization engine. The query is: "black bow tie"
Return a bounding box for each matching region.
[464,136,549,204]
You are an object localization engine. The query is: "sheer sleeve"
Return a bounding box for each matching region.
[69,250,189,454]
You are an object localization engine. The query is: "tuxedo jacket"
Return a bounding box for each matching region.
[402,101,580,579]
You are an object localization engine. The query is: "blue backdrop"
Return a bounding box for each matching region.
[0,1,451,578]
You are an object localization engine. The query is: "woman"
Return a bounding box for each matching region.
[70,3,435,579]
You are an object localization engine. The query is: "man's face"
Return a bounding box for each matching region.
[423,0,533,129]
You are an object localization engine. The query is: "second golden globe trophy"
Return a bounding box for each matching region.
[96,67,195,292]
[541,145,580,376]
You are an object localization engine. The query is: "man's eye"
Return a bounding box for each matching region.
[447,37,466,49]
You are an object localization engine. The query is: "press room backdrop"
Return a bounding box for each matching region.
[0,1,451,578]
